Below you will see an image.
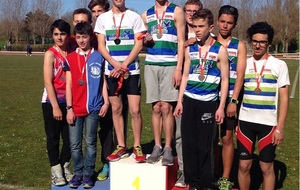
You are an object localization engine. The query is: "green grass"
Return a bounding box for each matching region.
[0,55,298,189]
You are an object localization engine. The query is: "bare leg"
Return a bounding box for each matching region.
[238,159,252,190]
[260,161,275,190]
[127,94,142,147]
[221,130,234,178]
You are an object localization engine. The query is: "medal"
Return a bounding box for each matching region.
[114,38,121,45]
[78,79,84,86]
[156,33,162,39]
[123,72,129,79]
[254,87,261,94]
[198,74,205,81]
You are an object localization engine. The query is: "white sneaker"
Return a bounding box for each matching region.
[63,162,74,182]
[51,164,66,186]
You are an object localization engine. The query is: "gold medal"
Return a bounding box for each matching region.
[123,72,129,79]
[254,87,261,94]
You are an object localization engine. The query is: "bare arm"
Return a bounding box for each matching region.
[227,40,247,117]
[43,51,62,120]
[216,45,229,124]
[97,33,122,78]
[65,71,75,125]
[99,74,110,117]
[173,6,186,87]
[173,48,191,117]
[272,85,289,145]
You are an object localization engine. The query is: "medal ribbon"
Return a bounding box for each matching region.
[113,12,125,41]
[155,1,170,36]
[77,49,91,83]
[198,38,215,77]
[253,54,269,91]
[115,68,129,95]
[217,36,232,48]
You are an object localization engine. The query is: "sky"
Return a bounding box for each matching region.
[62,0,154,15]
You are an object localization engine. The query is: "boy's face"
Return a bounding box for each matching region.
[192,18,213,40]
[73,13,90,26]
[112,0,125,8]
[91,5,105,20]
[184,4,201,25]
[251,33,269,57]
[217,14,236,36]
[75,33,91,51]
[52,28,68,46]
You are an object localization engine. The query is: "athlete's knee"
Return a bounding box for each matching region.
[239,160,252,173]
[129,107,141,119]
[260,161,274,176]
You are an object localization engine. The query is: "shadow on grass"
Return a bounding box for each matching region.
[217,145,287,189]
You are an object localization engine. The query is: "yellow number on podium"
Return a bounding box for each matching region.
[132,176,140,190]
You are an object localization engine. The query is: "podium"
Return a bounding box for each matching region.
[51,155,180,190]
[110,155,178,190]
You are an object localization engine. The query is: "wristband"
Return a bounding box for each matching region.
[275,129,284,134]
[66,106,73,110]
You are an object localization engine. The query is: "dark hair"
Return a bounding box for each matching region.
[73,8,92,23]
[74,22,93,38]
[192,8,214,26]
[88,0,110,12]
[183,0,203,11]
[50,19,71,36]
[247,22,274,44]
[218,5,238,23]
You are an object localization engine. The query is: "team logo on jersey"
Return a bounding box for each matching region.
[90,62,101,78]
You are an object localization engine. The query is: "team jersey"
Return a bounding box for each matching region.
[64,48,105,117]
[184,40,222,101]
[226,37,239,98]
[239,55,290,126]
[144,3,178,66]
[41,46,71,104]
[94,9,145,76]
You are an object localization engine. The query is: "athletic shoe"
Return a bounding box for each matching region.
[175,172,186,187]
[147,145,163,164]
[82,175,94,189]
[107,145,128,162]
[69,175,82,188]
[133,146,147,163]
[97,163,109,181]
[162,147,174,166]
[51,164,66,186]
[63,162,73,182]
[218,178,234,190]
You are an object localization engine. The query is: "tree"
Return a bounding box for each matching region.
[75,0,91,8]
[0,0,27,44]
[24,9,53,45]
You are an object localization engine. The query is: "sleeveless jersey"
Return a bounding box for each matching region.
[64,48,105,117]
[145,3,178,66]
[41,46,69,104]
[227,37,239,98]
[184,41,222,101]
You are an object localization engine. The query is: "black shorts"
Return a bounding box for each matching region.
[106,74,141,96]
[221,88,243,135]
[237,120,276,162]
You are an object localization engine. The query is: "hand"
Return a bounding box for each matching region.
[172,69,182,88]
[99,104,109,117]
[52,107,63,121]
[226,103,237,118]
[109,69,121,78]
[173,102,183,117]
[66,109,75,125]
[272,130,284,146]
[188,37,197,45]
[215,108,225,125]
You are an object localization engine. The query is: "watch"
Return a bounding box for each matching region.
[229,98,239,104]
[66,106,73,110]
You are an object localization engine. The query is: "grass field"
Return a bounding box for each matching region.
[0,54,298,190]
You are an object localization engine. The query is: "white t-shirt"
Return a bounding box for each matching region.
[94,9,146,75]
[239,55,290,126]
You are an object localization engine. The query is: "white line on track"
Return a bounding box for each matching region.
[290,65,299,98]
